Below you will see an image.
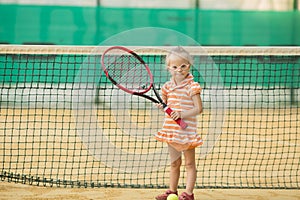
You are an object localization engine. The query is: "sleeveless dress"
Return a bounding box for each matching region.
[154,74,203,151]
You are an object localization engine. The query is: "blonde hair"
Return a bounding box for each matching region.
[166,46,193,66]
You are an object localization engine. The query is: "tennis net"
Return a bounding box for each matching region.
[0,45,299,189]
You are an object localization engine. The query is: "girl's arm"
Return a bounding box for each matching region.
[156,93,167,112]
[170,94,202,120]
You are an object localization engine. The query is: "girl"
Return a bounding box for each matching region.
[155,46,203,200]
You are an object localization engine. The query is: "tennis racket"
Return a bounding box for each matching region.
[101,46,188,129]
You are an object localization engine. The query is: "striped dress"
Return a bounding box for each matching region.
[155,74,203,151]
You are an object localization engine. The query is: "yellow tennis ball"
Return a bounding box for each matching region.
[167,194,178,200]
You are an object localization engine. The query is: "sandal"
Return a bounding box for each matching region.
[155,190,178,200]
[179,192,194,200]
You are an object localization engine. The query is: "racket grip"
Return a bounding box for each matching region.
[164,107,188,129]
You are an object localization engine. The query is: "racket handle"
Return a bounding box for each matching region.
[164,107,188,129]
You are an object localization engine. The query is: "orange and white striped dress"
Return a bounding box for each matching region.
[155,74,203,151]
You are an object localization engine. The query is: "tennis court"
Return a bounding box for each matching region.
[1,44,299,199]
[1,107,300,199]
[1,182,300,200]
[1,107,299,186]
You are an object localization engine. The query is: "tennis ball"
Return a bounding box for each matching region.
[167,194,178,200]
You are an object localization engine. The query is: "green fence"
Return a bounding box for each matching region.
[1,53,299,91]
[0,4,299,46]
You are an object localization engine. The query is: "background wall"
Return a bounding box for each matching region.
[0,0,297,10]
[0,0,97,6]
[0,1,299,46]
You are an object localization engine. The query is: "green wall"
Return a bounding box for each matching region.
[0,4,299,45]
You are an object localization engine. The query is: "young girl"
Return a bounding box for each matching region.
[155,46,203,200]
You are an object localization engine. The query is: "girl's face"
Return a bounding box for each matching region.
[167,54,190,83]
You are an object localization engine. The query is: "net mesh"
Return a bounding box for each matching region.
[0,45,299,189]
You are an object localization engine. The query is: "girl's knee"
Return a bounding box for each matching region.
[171,157,182,169]
[183,149,196,169]
[185,160,196,169]
[184,156,196,170]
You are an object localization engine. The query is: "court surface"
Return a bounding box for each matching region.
[1,181,300,200]
[1,106,299,199]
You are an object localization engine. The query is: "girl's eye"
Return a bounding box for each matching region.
[169,64,189,70]
[181,65,187,69]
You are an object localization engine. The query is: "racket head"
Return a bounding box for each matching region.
[101,46,153,95]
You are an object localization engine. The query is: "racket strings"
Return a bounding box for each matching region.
[104,54,152,93]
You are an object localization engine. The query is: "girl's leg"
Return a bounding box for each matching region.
[168,145,182,192]
[183,148,196,194]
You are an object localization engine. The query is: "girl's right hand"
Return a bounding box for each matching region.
[155,103,164,112]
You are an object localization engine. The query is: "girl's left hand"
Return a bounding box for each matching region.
[170,111,181,120]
